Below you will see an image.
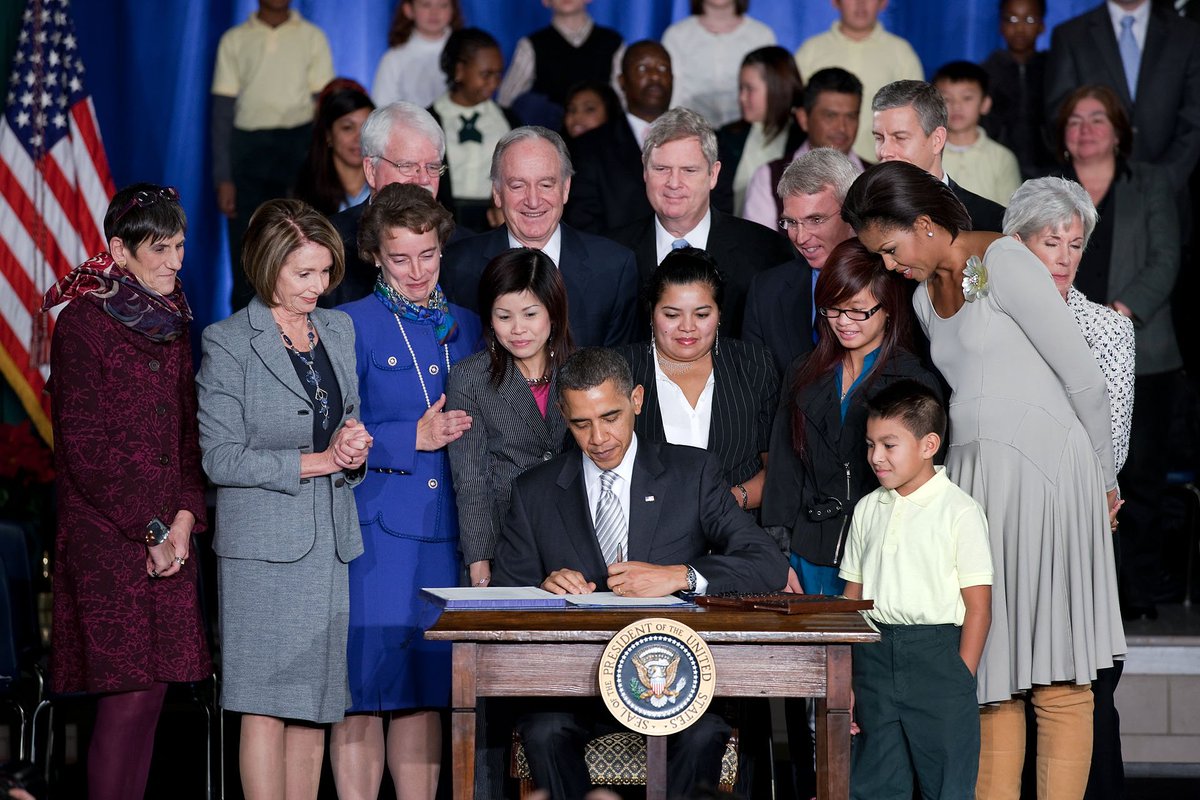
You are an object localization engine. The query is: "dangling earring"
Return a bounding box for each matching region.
[1063,149,1071,162]
[489,336,495,355]
[713,323,720,357]
[648,322,655,355]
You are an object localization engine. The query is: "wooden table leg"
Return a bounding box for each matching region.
[646,734,668,800]
[451,643,478,800]
[817,645,853,800]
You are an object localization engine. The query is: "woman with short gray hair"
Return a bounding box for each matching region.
[1003,177,1133,471]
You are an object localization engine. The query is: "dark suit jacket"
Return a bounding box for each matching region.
[492,439,789,592]
[949,178,1006,233]
[760,348,942,566]
[564,116,653,234]
[445,350,570,564]
[440,223,638,347]
[615,338,779,487]
[742,256,815,376]
[1085,161,1181,375]
[321,197,471,309]
[608,208,796,338]
[1046,3,1200,191]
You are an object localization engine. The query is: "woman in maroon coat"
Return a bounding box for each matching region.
[42,183,211,800]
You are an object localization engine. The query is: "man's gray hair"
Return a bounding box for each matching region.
[776,148,860,202]
[557,347,634,405]
[490,126,575,188]
[360,102,446,164]
[1002,176,1099,247]
[641,107,718,170]
[872,80,947,136]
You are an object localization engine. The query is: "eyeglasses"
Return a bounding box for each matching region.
[113,186,180,223]
[1004,15,1040,24]
[779,211,838,233]
[817,303,884,321]
[375,155,448,179]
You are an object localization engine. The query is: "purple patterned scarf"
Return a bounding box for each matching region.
[41,252,192,342]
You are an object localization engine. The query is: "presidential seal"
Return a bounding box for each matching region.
[598,617,717,735]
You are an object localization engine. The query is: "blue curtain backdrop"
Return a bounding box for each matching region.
[72,0,1102,334]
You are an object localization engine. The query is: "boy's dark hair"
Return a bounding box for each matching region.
[803,67,863,114]
[933,61,990,97]
[999,0,1046,17]
[866,380,946,441]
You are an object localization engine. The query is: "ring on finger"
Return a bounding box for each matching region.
[174,556,186,566]
[150,569,160,578]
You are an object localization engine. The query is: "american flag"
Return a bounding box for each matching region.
[0,0,113,444]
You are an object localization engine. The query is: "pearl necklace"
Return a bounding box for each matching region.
[393,313,451,409]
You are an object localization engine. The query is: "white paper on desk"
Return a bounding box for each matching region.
[421,586,565,608]
[564,592,691,607]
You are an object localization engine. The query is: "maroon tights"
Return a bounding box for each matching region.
[88,683,168,800]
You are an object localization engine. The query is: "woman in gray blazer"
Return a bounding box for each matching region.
[446,248,574,587]
[197,199,371,800]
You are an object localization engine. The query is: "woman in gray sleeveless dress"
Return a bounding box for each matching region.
[844,161,1124,800]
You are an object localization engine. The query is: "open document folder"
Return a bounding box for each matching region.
[421,587,694,609]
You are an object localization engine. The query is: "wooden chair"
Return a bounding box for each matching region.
[510,728,740,798]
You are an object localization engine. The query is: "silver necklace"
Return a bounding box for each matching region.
[393,313,451,408]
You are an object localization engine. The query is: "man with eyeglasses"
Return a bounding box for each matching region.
[440,126,639,348]
[609,107,795,338]
[742,148,859,376]
[565,40,673,234]
[322,102,460,307]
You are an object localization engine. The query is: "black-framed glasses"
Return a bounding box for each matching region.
[375,155,447,179]
[779,211,838,232]
[817,303,884,321]
[113,186,180,223]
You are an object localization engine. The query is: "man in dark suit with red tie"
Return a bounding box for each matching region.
[492,347,787,800]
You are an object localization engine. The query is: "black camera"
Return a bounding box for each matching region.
[0,760,45,800]
[806,496,844,522]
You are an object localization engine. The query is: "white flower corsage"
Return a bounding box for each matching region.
[962,256,990,303]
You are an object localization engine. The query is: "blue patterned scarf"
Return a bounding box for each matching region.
[373,276,458,344]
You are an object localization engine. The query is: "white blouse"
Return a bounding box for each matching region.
[653,355,715,449]
[1067,287,1135,472]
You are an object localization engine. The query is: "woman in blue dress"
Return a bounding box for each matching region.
[331,182,482,799]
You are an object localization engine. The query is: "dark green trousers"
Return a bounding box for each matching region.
[851,622,980,800]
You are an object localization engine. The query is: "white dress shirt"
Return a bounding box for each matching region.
[1107,0,1151,51]
[580,434,708,592]
[508,224,563,266]
[653,354,715,449]
[626,112,652,148]
[654,208,712,264]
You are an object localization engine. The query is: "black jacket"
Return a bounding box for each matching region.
[761,348,942,566]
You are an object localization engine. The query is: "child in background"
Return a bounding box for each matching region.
[497,0,623,129]
[430,28,519,230]
[839,380,993,800]
[935,61,1022,207]
[794,0,922,162]
[562,81,622,141]
[210,0,333,310]
[662,0,776,127]
[981,0,1055,179]
[373,0,463,109]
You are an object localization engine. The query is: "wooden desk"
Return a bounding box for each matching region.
[427,606,878,800]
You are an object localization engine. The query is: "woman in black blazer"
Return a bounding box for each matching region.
[446,249,574,587]
[616,247,779,517]
[760,239,942,596]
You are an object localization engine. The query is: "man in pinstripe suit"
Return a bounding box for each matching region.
[493,348,786,800]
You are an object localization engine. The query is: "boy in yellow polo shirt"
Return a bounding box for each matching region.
[839,380,992,799]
